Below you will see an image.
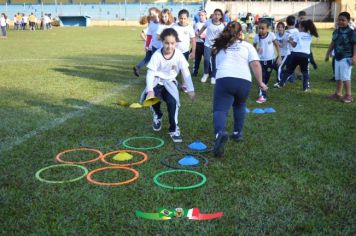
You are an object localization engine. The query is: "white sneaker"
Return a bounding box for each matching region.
[211,77,216,84]
[201,74,209,83]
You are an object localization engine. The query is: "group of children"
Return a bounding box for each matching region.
[132,7,355,146]
[13,12,53,31]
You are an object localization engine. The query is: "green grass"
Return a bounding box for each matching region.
[0,27,355,235]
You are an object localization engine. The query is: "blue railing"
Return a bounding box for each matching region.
[1,3,204,20]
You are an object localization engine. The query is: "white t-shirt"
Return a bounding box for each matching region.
[293,32,312,54]
[147,48,189,81]
[194,21,206,43]
[203,19,225,48]
[154,23,174,49]
[216,41,260,82]
[276,32,289,57]
[147,22,160,50]
[285,28,299,53]
[0,16,6,27]
[253,32,276,61]
[172,23,195,53]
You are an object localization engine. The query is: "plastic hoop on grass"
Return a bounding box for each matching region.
[174,141,213,154]
[35,164,88,184]
[55,148,103,164]
[87,166,139,186]
[101,150,148,166]
[153,169,207,190]
[160,153,209,169]
[122,136,164,150]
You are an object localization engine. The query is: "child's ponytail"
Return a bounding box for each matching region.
[301,20,319,38]
[213,21,243,54]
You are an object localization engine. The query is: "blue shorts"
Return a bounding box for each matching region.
[335,58,353,81]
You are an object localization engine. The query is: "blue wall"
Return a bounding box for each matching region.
[1,3,204,20]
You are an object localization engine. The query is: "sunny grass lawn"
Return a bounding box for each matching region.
[0,27,355,235]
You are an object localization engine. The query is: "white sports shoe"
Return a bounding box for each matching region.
[211,77,216,84]
[201,74,209,83]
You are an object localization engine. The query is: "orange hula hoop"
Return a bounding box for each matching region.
[86,166,139,186]
[55,148,103,164]
[100,150,148,166]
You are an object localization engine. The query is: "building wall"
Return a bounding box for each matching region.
[206,1,335,21]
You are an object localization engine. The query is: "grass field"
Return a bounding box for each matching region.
[0,27,355,235]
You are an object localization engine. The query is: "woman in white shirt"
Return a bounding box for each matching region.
[0,13,7,38]
[212,21,267,157]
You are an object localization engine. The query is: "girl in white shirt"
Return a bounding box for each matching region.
[212,21,267,157]
[0,13,7,38]
[198,8,225,84]
[145,28,195,143]
[172,9,196,61]
[155,9,175,52]
[277,20,319,92]
[253,19,281,103]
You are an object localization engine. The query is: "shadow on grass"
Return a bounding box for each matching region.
[53,54,144,84]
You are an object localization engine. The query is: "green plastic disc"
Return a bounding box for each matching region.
[153,169,206,190]
[122,136,164,150]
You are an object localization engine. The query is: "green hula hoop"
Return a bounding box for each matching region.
[35,164,88,184]
[122,136,164,150]
[153,169,207,190]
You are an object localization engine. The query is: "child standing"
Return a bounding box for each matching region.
[277,20,319,92]
[253,19,281,103]
[325,12,356,103]
[198,8,225,84]
[0,13,7,39]
[193,10,207,76]
[172,9,196,61]
[145,28,195,142]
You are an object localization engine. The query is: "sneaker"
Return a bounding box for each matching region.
[192,71,198,77]
[327,93,342,101]
[211,77,216,84]
[169,130,182,143]
[152,115,162,131]
[312,63,318,70]
[230,131,243,142]
[201,74,209,83]
[256,96,266,104]
[133,66,140,77]
[341,95,353,103]
[303,88,311,93]
[273,82,282,88]
[213,131,229,157]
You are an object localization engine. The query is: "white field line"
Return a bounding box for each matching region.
[0,58,134,63]
[0,81,139,153]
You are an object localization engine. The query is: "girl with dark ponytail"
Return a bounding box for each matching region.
[211,21,267,157]
[276,19,318,92]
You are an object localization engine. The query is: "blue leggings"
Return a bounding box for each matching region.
[213,77,252,135]
[203,46,216,77]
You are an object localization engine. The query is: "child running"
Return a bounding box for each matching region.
[133,7,160,77]
[253,19,281,103]
[145,28,196,142]
[172,9,196,60]
[212,21,267,157]
[325,11,356,103]
[198,8,225,84]
[155,9,175,51]
[276,20,319,92]
[275,16,299,86]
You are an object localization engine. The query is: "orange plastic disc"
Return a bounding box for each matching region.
[86,166,139,186]
[55,148,103,164]
[101,150,148,166]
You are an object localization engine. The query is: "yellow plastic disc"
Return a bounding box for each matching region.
[129,103,143,109]
[113,152,133,161]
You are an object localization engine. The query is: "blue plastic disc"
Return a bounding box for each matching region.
[188,141,207,151]
[252,108,265,114]
[245,108,250,113]
[178,156,200,166]
[264,107,276,113]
